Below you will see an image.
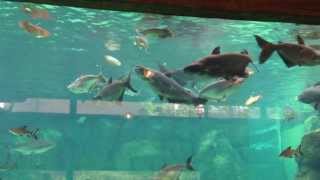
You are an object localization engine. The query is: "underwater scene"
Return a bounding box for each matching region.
[1,1,320,180]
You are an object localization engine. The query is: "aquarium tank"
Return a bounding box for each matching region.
[1,1,320,180]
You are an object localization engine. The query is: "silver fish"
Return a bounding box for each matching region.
[135,65,207,105]
[12,139,56,155]
[93,72,137,101]
[67,74,107,94]
[200,78,245,102]
[298,82,320,110]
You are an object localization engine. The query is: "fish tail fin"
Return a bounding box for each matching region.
[126,72,138,93]
[254,35,276,64]
[184,63,204,73]
[186,155,195,171]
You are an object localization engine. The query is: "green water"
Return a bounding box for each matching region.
[1,1,320,180]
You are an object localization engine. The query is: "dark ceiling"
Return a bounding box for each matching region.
[5,0,320,24]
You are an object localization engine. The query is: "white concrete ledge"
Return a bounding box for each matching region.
[74,170,200,180]
[4,98,314,120]
[10,98,70,114]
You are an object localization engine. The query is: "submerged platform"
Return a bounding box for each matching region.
[2,170,200,180]
[0,98,312,120]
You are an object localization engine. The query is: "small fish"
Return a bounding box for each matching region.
[9,126,39,140]
[67,74,108,94]
[12,139,56,155]
[283,106,296,121]
[139,27,174,39]
[245,95,262,106]
[134,35,149,50]
[0,146,16,172]
[94,72,137,101]
[21,3,50,20]
[279,145,303,158]
[255,35,320,67]
[19,20,50,38]
[105,40,120,51]
[200,77,245,102]
[153,155,194,180]
[104,55,122,66]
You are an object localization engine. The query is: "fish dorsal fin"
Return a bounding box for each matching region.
[287,146,292,151]
[240,49,248,55]
[211,46,220,55]
[186,155,195,171]
[118,91,125,101]
[158,63,169,73]
[108,77,112,84]
[297,35,305,45]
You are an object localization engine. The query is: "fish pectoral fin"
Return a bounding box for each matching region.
[167,98,185,104]
[220,95,227,102]
[127,83,137,93]
[184,63,203,73]
[118,91,125,102]
[277,52,296,68]
[108,77,112,84]
[297,35,305,45]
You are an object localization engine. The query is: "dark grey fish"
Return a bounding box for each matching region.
[255,35,320,67]
[93,72,137,101]
[298,83,320,110]
[183,47,255,80]
[135,65,207,105]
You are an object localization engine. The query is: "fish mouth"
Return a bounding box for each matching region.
[297,94,310,103]
[134,65,155,79]
[134,65,145,75]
